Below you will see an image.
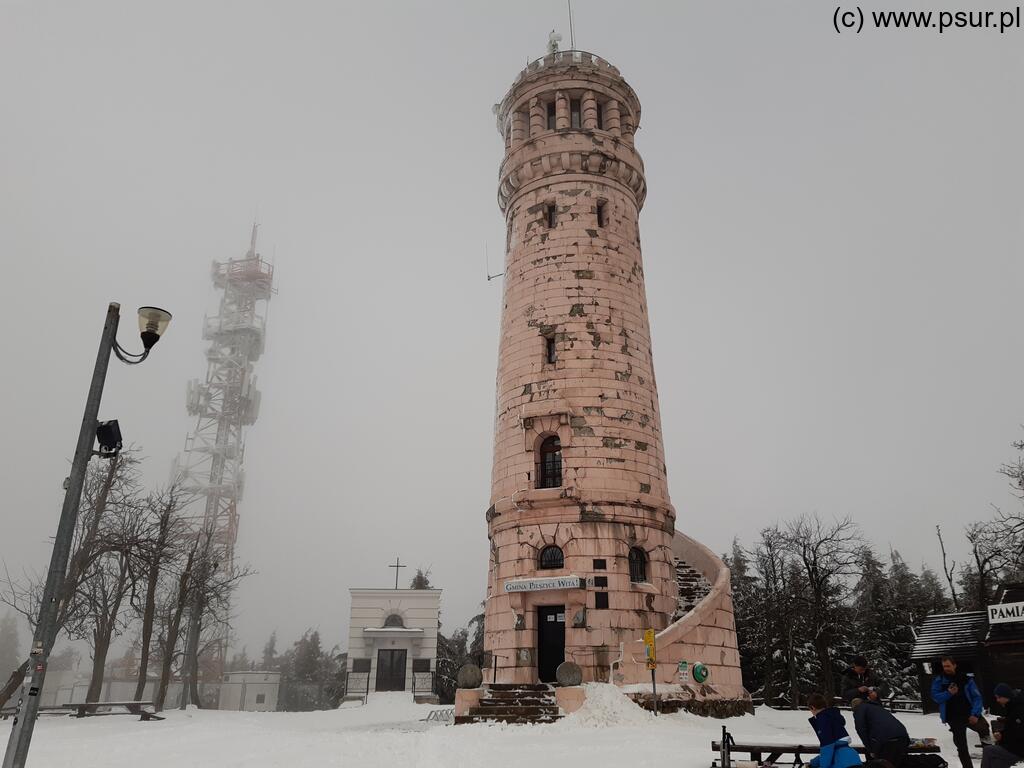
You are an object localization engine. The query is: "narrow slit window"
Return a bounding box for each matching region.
[570,98,581,129]
[546,101,557,130]
[545,203,557,229]
[594,592,609,610]
[596,201,606,228]
[596,103,605,130]
[545,334,557,364]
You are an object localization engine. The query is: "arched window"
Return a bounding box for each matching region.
[537,435,562,489]
[383,614,404,628]
[628,547,648,583]
[538,545,564,570]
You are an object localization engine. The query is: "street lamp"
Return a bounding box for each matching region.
[3,302,171,768]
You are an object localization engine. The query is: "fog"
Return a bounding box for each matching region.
[1,1,1022,658]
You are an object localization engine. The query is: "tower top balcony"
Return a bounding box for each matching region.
[211,255,275,299]
[494,49,641,140]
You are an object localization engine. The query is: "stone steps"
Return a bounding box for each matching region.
[454,713,561,725]
[673,558,712,621]
[487,684,552,696]
[455,683,562,725]
[470,704,560,717]
[478,696,554,706]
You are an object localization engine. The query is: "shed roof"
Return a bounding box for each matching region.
[910,611,988,661]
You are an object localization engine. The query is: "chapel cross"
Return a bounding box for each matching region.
[389,556,406,590]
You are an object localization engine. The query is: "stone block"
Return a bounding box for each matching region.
[555,686,586,713]
[454,688,481,717]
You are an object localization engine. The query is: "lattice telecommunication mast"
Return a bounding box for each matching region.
[174,225,274,671]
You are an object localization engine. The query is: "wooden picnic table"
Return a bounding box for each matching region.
[67,701,164,721]
[713,727,941,768]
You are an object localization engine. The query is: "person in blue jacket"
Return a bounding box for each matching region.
[931,655,989,768]
[807,692,863,768]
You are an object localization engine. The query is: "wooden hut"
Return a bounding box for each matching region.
[910,584,1024,712]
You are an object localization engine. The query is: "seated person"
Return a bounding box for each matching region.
[852,697,910,768]
[983,684,1024,768]
[808,693,863,768]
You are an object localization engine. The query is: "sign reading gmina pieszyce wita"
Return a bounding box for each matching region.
[504,576,584,593]
[988,601,1024,624]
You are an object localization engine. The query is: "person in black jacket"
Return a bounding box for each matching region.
[852,698,910,768]
[842,655,889,704]
[982,684,1024,768]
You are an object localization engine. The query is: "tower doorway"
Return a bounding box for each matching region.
[375,649,407,691]
[537,605,565,683]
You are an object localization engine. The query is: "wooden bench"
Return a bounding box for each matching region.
[67,701,165,721]
[713,727,941,767]
[1,704,86,720]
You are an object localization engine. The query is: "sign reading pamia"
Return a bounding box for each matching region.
[988,601,1024,624]
[503,576,584,593]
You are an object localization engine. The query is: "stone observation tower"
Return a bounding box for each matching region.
[483,48,747,707]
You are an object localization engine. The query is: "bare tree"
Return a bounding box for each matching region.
[153,538,198,711]
[147,520,250,711]
[179,525,251,708]
[63,453,145,707]
[963,520,1003,610]
[781,514,863,699]
[0,451,140,708]
[131,482,191,701]
[75,547,134,706]
[935,524,962,611]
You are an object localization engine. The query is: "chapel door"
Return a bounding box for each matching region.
[375,649,407,691]
[537,605,565,683]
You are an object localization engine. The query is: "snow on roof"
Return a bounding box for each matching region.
[910,611,987,661]
[363,627,424,635]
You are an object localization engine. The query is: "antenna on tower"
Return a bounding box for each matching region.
[567,0,575,49]
[247,221,259,258]
[485,243,504,282]
[548,29,562,54]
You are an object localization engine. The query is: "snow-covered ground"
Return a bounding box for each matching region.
[18,687,966,768]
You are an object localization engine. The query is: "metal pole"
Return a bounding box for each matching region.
[3,303,120,768]
[651,668,658,716]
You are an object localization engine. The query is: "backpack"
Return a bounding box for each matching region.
[903,755,949,768]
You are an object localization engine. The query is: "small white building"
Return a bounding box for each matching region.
[218,671,280,712]
[346,588,441,702]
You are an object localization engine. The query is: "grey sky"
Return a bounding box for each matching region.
[1,1,1022,658]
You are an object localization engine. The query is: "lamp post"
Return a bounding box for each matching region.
[2,302,171,768]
